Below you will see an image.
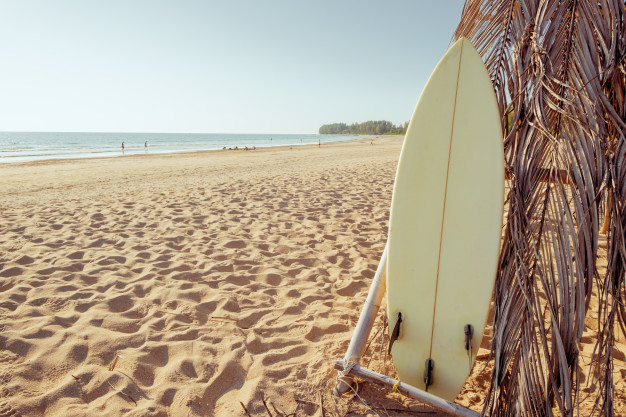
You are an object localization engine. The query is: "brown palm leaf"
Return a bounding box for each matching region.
[454,1,624,416]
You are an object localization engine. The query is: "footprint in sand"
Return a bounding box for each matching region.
[0,401,22,417]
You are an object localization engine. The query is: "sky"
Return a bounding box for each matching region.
[0,1,466,134]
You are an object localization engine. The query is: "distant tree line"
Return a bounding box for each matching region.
[319,120,409,135]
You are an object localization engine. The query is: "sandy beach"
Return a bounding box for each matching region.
[0,137,624,416]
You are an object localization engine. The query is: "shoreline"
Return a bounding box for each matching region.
[0,135,396,172]
[0,136,404,207]
[0,134,370,166]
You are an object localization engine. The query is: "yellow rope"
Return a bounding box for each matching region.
[392,380,401,393]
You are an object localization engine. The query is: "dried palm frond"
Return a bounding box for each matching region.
[454,1,625,416]
[593,3,626,416]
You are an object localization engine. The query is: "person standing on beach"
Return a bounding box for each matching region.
[144,141,148,151]
[318,138,320,148]
[122,141,125,153]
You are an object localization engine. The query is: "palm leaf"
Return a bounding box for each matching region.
[455,1,625,416]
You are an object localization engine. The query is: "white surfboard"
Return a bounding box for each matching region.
[386,38,504,401]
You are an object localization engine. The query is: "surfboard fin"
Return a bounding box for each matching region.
[387,312,402,355]
[423,358,434,388]
[464,324,474,371]
[464,324,473,351]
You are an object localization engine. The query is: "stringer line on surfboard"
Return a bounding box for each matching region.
[425,39,466,389]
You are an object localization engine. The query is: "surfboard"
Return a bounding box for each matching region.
[386,38,504,401]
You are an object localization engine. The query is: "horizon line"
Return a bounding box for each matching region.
[0,130,334,135]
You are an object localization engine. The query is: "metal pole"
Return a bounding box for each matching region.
[333,361,481,417]
[333,243,388,395]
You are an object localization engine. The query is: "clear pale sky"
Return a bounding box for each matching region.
[1,1,465,134]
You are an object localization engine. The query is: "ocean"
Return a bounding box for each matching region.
[0,132,359,164]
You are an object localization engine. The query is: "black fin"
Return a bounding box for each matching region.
[464,324,474,351]
[387,312,402,355]
[423,358,435,387]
